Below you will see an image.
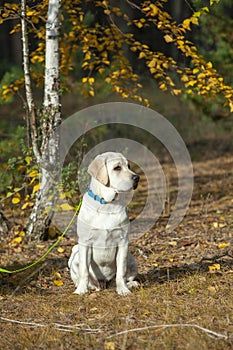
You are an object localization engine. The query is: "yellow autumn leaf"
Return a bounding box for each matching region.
[191,17,199,25]
[57,247,65,254]
[150,68,157,74]
[164,34,174,43]
[177,40,185,47]
[28,169,38,177]
[11,237,22,245]
[147,58,156,68]
[89,89,95,96]
[138,52,146,59]
[185,80,197,87]
[229,101,233,113]
[218,242,230,249]
[172,89,182,96]
[150,4,159,16]
[193,11,201,18]
[193,68,199,74]
[53,279,63,287]
[144,310,151,315]
[183,18,191,31]
[208,263,220,272]
[59,203,75,211]
[31,55,44,63]
[202,6,209,13]
[32,183,40,194]
[130,46,137,52]
[161,61,168,69]
[88,77,95,85]
[142,6,150,12]
[137,22,144,28]
[12,196,21,204]
[181,74,189,82]
[84,52,91,60]
[159,82,167,91]
[27,10,35,16]
[54,272,62,278]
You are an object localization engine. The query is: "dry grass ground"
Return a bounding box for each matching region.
[1,133,233,350]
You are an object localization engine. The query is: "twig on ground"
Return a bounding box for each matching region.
[0,317,46,328]
[0,317,101,334]
[107,323,229,340]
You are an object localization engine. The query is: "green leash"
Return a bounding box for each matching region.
[0,200,82,274]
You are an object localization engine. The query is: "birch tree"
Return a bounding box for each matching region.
[21,0,61,239]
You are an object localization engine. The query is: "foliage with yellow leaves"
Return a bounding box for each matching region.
[0,0,232,111]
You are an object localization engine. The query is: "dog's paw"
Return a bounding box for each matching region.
[117,285,132,296]
[74,283,88,295]
[127,280,139,289]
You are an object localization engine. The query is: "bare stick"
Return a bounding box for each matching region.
[108,323,229,340]
[0,317,101,334]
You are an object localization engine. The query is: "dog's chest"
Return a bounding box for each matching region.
[77,193,130,248]
[91,247,117,281]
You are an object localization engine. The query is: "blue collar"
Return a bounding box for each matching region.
[87,189,107,204]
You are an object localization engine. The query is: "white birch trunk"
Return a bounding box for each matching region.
[25,0,62,239]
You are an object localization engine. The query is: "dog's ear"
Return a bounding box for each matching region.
[87,155,109,185]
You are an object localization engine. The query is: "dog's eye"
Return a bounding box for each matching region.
[128,163,131,169]
[114,166,122,171]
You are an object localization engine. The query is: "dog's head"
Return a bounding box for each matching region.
[88,152,139,192]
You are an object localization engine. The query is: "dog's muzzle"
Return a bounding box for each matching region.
[132,174,140,189]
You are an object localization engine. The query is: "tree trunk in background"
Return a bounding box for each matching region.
[0,211,9,243]
[22,0,62,239]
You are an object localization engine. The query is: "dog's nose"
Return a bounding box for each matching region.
[132,174,140,189]
[132,174,140,182]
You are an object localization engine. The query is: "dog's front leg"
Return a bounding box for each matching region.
[74,245,91,295]
[116,245,131,295]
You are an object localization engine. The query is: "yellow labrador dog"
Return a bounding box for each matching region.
[68,152,140,295]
